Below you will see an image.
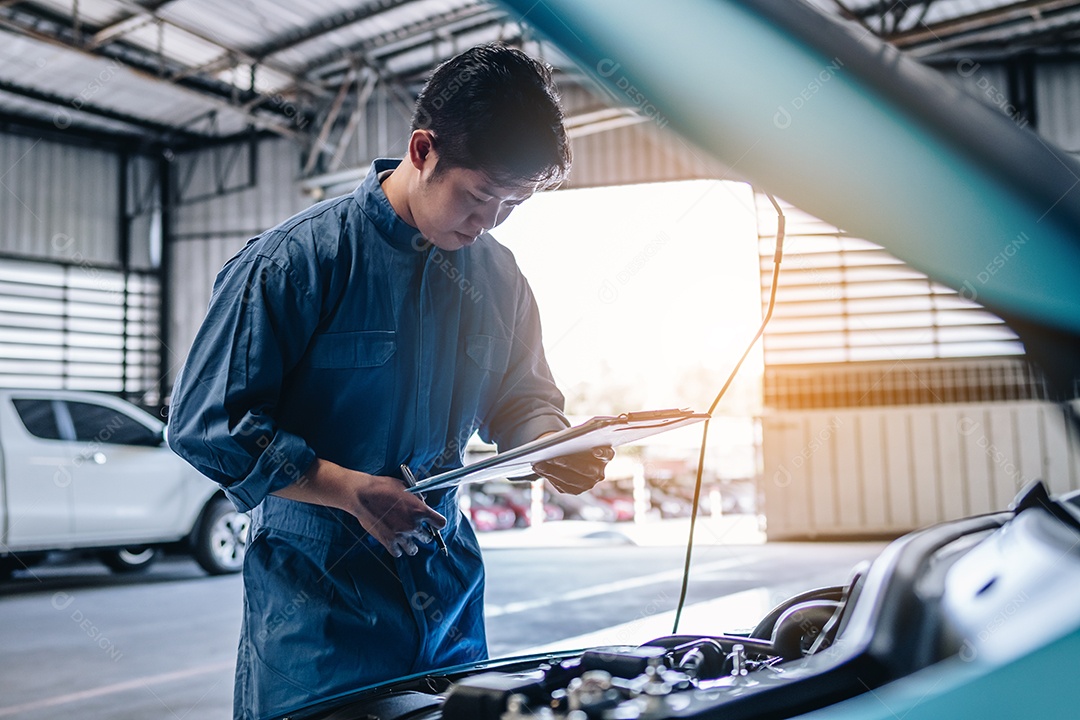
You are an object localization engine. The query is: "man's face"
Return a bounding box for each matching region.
[412,163,535,251]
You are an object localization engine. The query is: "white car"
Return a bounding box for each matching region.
[0,388,247,577]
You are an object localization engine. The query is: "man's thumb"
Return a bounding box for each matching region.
[425,507,447,529]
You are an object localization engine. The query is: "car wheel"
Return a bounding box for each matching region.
[99,546,161,574]
[192,498,249,575]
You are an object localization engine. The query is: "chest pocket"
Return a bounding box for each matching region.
[309,330,396,369]
[466,334,512,374]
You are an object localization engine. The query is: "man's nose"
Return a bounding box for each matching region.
[470,203,503,231]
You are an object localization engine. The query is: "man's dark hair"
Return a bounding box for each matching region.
[411,43,571,189]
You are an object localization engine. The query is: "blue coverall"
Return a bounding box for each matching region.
[167,159,569,719]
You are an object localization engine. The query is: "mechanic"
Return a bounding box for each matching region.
[167,43,612,720]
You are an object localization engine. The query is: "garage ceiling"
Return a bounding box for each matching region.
[820,0,1080,57]
[1,0,1077,157]
[0,0,585,148]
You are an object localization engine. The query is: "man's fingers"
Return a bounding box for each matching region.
[536,457,605,483]
[349,473,448,556]
[386,539,403,557]
[553,473,599,493]
[389,536,419,557]
[535,456,596,475]
[530,443,614,496]
[538,463,602,495]
[422,507,447,530]
[551,480,590,496]
[535,446,612,475]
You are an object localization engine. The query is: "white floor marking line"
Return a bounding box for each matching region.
[0,661,234,717]
[486,556,756,617]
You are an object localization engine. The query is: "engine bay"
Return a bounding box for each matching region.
[294,481,1080,720]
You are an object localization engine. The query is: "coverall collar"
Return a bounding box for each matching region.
[354,158,424,252]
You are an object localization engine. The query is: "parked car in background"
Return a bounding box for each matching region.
[717,477,758,515]
[463,486,517,532]
[648,485,694,518]
[593,484,636,521]
[0,389,247,577]
[546,486,618,522]
[481,482,564,527]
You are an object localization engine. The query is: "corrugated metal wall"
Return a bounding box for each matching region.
[939,60,1011,116]
[126,154,162,272]
[936,58,1080,159]
[166,137,310,385]
[0,133,120,265]
[0,130,164,401]
[172,138,307,239]
[559,84,726,189]
[756,57,1080,538]
[755,192,1024,366]
[567,121,725,189]
[0,257,162,400]
[761,400,1080,539]
[1035,62,1080,156]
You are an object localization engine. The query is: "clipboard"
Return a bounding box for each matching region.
[408,408,709,494]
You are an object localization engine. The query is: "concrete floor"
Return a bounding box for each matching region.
[0,525,884,719]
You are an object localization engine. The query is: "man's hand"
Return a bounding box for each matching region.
[274,458,446,557]
[533,445,614,495]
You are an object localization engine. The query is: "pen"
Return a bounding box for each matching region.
[400,464,449,556]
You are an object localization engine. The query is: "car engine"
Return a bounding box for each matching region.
[294,481,1080,720]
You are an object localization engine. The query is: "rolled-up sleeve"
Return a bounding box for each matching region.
[168,239,320,512]
[481,276,570,451]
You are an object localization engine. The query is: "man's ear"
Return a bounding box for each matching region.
[407,129,438,174]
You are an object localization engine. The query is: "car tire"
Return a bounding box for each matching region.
[0,553,44,579]
[0,557,19,580]
[192,497,249,575]
[99,546,161,574]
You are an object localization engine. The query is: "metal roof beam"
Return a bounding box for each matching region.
[248,0,420,61]
[102,0,254,60]
[375,22,526,84]
[87,0,178,48]
[367,13,508,65]
[826,0,878,35]
[255,41,416,130]
[845,0,934,34]
[0,109,164,152]
[301,2,496,78]
[909,13,1080,58]
[329,72,377,171]
[0,8,302,139]
[0,77,201,141]
[303,66,357,175]
[310,12,516,93]
[890,0,1080,48]
[851,0,933,20]
[102,0,322,96]
[245,3,503,133]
